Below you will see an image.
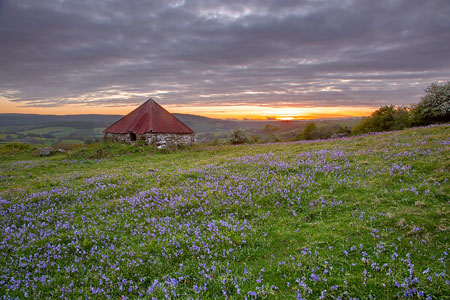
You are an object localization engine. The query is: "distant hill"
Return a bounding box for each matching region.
[0,113,123,126]
[0,113,226,132]
[172,113,235,133]
[0,113,362,145]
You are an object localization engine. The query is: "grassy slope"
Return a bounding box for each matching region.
[0,125,449,299]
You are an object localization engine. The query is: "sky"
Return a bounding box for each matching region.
[0,0,449,120]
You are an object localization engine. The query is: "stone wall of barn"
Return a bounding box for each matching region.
[103,133,134,144]
[104,132,194,148]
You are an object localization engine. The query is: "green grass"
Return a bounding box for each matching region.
[59,139,85,144]
[20,126,79,136]
[0,125,449,299]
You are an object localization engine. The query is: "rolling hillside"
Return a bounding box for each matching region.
[0,124,449,299]
[0,113,361,145]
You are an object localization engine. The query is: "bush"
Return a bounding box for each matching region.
[297,122,318,140]
[335,125,352,136]
[262,125,280,142]
[352,105,411,135]
[0,142,35,154]
[229,129,249,145]
[295,122,339,141]
[206,138,223,146]
[411,81,450,125]
[249,136,260,144]
[314,125,334,140]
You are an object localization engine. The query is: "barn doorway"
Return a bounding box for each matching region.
[129,132,136,142]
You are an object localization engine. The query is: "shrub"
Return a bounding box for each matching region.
[249,136,260,144]
[297,122,318,140]
[352,105,411,135]
[314,125,334,140]
[335,125,352,136]
[296,122,338,141]
[0,142,35,154]
[229,129,249,145]
[262,125,280,142]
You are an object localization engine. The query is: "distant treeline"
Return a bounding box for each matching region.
[229,81,450,145]
[352,81,450,135]
[0,111,361,146]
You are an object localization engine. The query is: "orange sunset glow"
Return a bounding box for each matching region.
[1,97,374,120]
[164,104,375,120]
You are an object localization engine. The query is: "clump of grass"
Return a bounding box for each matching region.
[0,142,35,154]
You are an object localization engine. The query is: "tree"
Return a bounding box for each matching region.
[411,81,450,125]
[229,129,249,145]
[370,105,399,131]
[352,105,411,135]
[297,122,318,140]
[263,124,280,142]
[335,125,351,136]
[391,106,411,130]
[264,125,279,135]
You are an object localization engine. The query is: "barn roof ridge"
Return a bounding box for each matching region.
[104,98,194,134]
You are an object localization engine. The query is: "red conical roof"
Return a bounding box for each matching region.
[104,99,193,134]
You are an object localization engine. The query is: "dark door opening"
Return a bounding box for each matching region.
[129,132,136,141]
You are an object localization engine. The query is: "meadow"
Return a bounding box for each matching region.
[0,124,449,299]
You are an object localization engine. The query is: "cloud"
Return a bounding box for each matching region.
[0,0,449,111]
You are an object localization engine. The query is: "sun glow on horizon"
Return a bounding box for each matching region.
[276,116,295,121]
[165,104,375,120]
[0,97,375,120]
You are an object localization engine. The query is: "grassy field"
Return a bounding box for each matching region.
[0,125,449,299]
[20,126,80,136]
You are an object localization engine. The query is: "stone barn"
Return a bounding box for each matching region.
[103,99,194,147]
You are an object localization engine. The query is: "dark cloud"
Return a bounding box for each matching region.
[0,0,449,110]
